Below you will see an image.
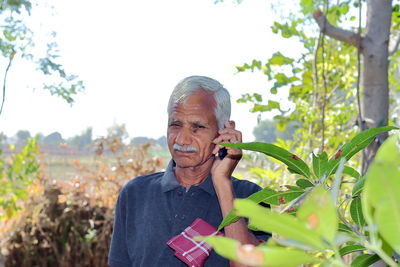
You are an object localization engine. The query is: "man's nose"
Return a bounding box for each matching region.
[175,127,192,145]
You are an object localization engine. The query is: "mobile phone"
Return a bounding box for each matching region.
[218,147,227,160]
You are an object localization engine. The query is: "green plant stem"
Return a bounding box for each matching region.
[330,243,349,267]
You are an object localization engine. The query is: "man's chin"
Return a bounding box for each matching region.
[173,158,199,168]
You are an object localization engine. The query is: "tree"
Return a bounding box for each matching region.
[253,119,298,143]
[15,130,31,147]
[0,0,85,115]
[67,127,93,150]
[231,0,399,173]
[312,0,396,173]
[43,131,64,146]
[107,123,129,142]
[131,136,154,146]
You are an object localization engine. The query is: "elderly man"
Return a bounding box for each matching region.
[108,76,268,267]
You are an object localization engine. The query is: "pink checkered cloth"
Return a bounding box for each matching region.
[167,218,224,267]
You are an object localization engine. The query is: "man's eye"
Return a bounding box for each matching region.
[193,124,205,129]
[169,123,181,127]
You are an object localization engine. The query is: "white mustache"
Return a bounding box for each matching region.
[173,143,197,152]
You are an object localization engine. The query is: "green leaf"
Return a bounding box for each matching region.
[235,199,325,249]
[362,133,400,254]
[268,52,294,66]
[338,223,354,234]
[339,3,349,15]
[350,197,366,226]
[264,189,304,205]
[276,121,286,131]
[201,236,319,267]
[218,187,304,230]
[343,166,361,180]
[196,236,239,261]
[219,142,311,178]
[296,179,313,189]
[251,101,281,113]
[300,0,313,14]
[351,254,380,267]
[352,176,365,196]
[297,186,338,244]
[325,126,398,177]
[339,244,365,256]
[312,152,328,179]
[218,187,275,230]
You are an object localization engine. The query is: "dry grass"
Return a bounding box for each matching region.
[0,136,164,267]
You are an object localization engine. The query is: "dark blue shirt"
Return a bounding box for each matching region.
[108,160,269,267]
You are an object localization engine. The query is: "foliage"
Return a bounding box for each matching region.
[203,127,399,266]
[234,0,400,161]
[0,0,84,107]
[66,127,93,150]
[0,137,40,220]
[0,132,163,266]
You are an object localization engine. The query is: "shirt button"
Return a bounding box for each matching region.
[180,215,185,220]
[174,214,178,218]
[177,190,183,196]
[190,192,195,197]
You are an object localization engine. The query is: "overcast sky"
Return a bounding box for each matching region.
[1,0,299,141]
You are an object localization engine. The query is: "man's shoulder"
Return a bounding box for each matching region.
[122,171,165,192]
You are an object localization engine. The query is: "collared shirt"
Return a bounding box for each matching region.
[108,160,269,267]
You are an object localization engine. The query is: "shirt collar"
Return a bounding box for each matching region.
[161,160,216,196]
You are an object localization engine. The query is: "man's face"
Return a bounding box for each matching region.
[167,90,219,168]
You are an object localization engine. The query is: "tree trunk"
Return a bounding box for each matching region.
[361,0,392,173]
[313,0,393,173]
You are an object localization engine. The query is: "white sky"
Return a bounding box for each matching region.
[1,0,298,141]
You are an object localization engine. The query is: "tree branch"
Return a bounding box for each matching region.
[0,52,15,116]
[309,31,323,152]
[389,32,400,57]
[313,9,361,48]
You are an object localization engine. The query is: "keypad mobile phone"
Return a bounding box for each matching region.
[218,147,227,160]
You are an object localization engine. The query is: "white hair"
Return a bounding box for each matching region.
[167,76,231,130]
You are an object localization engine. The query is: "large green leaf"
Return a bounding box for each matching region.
[195,236,239,261]
[235,199,325,249]
[338,223,353,234]
[297,186,338,244]
[296,178,314,189]
[339,244,365,256]
[268,52,294,66]
[352,176,365,196]
[350,197,366,226]
[218,188,275,230]
[218,187,304,230]
[220,142,310,178]
[312,152,328,179]
[200,236,319,267]
[325,126,398,177]
[343,166,361,180]
[351,254,380,267]
[362,133,400,254]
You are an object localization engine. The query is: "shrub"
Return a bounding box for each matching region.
[0,136,163,266]
[201,126,400,267]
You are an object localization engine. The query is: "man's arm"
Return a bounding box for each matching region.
[213,176,260,245]
[211,121,259,267]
